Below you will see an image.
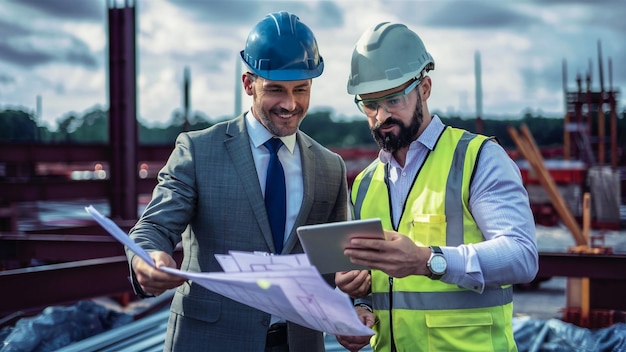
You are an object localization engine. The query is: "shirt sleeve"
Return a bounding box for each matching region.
[441,141,538,292]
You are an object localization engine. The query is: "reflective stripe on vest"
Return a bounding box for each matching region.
[446,131,475,246]
[353,160,378,220]
[372,286,513,311]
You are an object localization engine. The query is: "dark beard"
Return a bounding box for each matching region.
[371,103,423,153]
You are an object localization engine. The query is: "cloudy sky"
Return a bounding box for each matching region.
[1,0,624,130]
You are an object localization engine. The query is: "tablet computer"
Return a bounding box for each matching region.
[296,218,385,274]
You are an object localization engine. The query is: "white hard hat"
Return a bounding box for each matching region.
[347,22,434,95]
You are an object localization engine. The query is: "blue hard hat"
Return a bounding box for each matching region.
[240,11,324,81]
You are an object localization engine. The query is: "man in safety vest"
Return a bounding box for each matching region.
[334,22,538,352]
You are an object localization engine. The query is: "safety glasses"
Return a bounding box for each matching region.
[354,79,420,117]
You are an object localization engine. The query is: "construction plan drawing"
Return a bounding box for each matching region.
[85,205,374,337]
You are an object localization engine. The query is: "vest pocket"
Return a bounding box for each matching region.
[409,214,446,245]
[425,312,494,352]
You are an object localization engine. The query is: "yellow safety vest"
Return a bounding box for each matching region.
[352,127,517,352]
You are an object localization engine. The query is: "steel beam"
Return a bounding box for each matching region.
[0,143,107,163]
[538,252,626,280]
[0,179,158,203]
[0,256,133,318]
[0,180,109,202]
[538,252,626,311]
[21,221,136,235]
[0,144,172,163]
[0,249,183,320]
[0,234,124,266]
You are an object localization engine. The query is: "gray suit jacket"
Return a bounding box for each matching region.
[127,114,348,351]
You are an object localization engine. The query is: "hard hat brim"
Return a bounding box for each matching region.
[240,51,324,81]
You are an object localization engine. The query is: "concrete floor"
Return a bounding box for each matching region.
[514,276,568,320]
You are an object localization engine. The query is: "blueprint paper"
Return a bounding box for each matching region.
[85,205,374,336]
[85,205,155,266]
[160,264,373,336]
[226,250,312,271]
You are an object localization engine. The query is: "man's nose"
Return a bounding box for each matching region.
[375,104,392,123]
[279,92,297,111]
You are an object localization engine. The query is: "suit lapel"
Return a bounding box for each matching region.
[224,115,276,252]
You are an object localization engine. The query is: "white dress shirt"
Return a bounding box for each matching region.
[245,112,304,249]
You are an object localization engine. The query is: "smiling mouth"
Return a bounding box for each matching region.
[273,110,300,120]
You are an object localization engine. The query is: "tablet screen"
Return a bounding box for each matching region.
[296,218,384,274]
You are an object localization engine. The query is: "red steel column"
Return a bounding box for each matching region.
[108,0,137,220]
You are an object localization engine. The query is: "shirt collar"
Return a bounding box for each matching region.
[378,115,445,164]
[245,111,297,154]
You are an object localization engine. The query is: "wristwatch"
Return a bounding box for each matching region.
[426,246,447,280]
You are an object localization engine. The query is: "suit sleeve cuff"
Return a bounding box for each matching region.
[128,254,156,298]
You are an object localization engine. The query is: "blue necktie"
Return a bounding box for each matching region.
[264,138,286,254]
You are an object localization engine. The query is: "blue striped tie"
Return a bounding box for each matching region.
[264,138,286,254]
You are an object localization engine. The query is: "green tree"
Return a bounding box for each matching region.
[56,114,79,142]
[0,109,39,141]
[300,111,374,148]
[71,109,108,143]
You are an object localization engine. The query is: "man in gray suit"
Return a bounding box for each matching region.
[126,11,348,352]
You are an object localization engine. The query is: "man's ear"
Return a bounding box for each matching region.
[242,73,254,96]
[420,76,432,100]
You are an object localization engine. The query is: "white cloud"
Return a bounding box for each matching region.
[0,0,624,129]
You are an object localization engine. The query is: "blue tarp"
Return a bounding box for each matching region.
[0,300,132,352]
[2,302,625,352]
[513,316,626,352]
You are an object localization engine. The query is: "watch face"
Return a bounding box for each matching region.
[430,255,447,274]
